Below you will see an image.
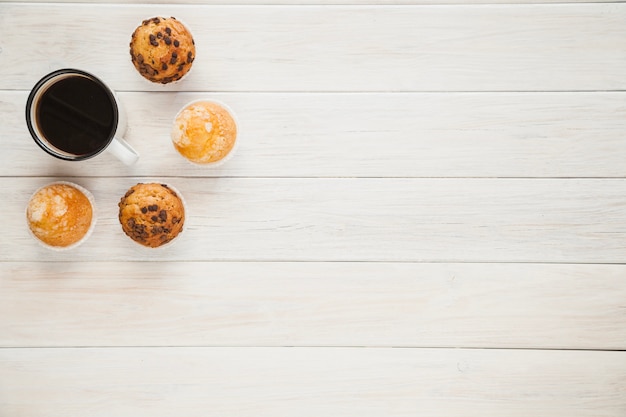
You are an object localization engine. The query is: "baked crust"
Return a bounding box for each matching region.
[26,183,94,248]
[118,183,185,247]
[172,101,238,164]
[130,17,195,84]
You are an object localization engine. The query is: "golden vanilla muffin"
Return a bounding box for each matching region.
[171,100,238,164]
[118,183,185,248]
[129,16,196,84]
[26,182,95,249]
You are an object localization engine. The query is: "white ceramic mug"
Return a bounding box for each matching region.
[25,69,139,165]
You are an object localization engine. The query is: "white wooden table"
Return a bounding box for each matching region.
[1,0,625,415]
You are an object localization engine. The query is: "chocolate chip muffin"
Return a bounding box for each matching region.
[129,16,196,84]
[118,183,185,248]
[26,182,95,249]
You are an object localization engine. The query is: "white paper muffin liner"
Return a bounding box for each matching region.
[170,98,239,167]
[25,181,97,252]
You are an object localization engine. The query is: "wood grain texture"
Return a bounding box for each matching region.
[4,177,626,263]
[1,262,625,349]
[3,91,626,178]
[2,0,625,413]
[1,347,625,417]
[1,4,625,92]
[8,0,620,4]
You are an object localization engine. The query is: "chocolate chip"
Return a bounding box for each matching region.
[141,65,156,76]
[172,217,180,224]
[164,36,171,45]
[157,32,163,39]
[161,184,169,188]
[152,17,161,24]
[130,223,149,241]
[165,27,172,35]
[127,218,136,228]
[170,55,177,65]
[151,226,163,235]
[173,40,180,47]
[177,64,184,72]
[159,210,167,222]
[141,207,148,214]
[137,54,144,63]
[162,63,168,70]
[151,215,158,222]
[187,51,193,63]
[150,35,158,47]
[148,205,158,212]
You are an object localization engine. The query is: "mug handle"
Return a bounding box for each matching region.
[107,137,139,165]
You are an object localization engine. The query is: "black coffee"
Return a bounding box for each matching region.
[36,75,116,156]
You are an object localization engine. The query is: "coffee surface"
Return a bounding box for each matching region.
[36,75,115,156]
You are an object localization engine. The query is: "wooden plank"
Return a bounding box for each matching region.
[1,4,624,92]
[3,91,626,178]
[1,262,625,349]
[1,347,624,417]
[8,0,620,4]
[4,177,626,263]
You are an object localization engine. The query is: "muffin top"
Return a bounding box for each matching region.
[171,100,238,164]
[118,183,185,248]
[129,16,196,84]
[26,183,94,248]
